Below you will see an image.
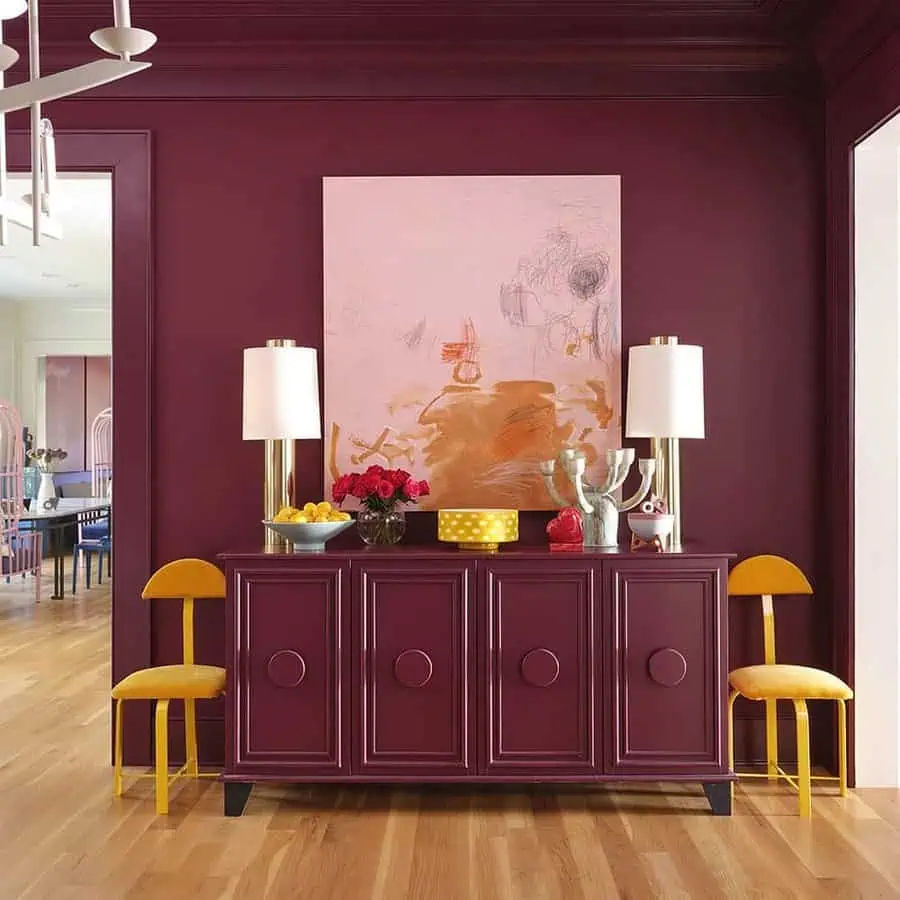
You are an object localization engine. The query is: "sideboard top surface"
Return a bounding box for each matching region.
[218,544,735,561]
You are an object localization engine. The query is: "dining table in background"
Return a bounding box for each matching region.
[19,498,111,600]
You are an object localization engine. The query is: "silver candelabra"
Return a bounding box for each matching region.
[540,448,657,548]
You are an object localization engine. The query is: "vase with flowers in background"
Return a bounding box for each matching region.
[27,447,68,508]
[332,465,430,546]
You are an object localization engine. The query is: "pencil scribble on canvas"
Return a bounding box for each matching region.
[324,175,622,510]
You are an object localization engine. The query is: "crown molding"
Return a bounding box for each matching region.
[0,0,829,101]
[814,0,900,89]
[2,0,828,44]
[5,38,817,101]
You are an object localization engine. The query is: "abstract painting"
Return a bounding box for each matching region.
[324,175,621,510]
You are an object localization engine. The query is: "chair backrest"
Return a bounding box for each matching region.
[142,558,226,665]
[89,406,112,499]
[727,554,813,665]
[0,401,24,555]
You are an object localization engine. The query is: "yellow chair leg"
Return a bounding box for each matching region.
[155,699,170,815]
[113,698,124,797]
[837,698,848,798]
[793,698,811,818]
[765,698,779,782]
[728,690,739,806]
[184,698,199,778]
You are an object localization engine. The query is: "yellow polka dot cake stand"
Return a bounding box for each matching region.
[437,508,519,551]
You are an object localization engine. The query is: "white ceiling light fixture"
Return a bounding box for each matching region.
[0,0,156,246]
[4,116,62,239]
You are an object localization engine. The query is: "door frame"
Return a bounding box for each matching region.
[8,130,153,764]
[825,39,900,783]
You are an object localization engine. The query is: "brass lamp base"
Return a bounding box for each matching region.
[649,435,681,551]
[263,438,295,549]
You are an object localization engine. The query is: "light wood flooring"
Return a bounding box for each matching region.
[1,559,899,899]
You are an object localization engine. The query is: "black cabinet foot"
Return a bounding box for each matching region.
[224,782,253,816]
[702,781,732,816]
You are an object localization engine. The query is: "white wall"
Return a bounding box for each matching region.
[0,299,20,411]
[0,300,110,440]
[854,113,900,788]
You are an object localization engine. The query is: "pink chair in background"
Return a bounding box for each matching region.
[73,406,112,591]
[90,406,112,500]
[0,400,42,601]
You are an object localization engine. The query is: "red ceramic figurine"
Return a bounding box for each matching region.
[546,507,584,551]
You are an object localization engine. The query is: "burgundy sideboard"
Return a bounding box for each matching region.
[219,546,734,816]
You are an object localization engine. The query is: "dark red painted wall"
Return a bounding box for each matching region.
[36,96,824,764]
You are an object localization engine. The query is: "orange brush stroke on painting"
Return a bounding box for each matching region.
[418,379,578,510]
[569,379,614,429]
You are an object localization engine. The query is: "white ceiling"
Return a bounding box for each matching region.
[0,172,112,307]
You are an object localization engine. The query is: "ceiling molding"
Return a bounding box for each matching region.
[2,0,830,44]
[7,39,817,101]
[0,0,829,99]
[813,0,900,89]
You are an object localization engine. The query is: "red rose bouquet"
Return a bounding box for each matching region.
[332,465,430,513]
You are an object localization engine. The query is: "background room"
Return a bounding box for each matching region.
[0,171,112,603]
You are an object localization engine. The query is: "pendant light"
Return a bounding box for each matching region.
[0,0,156,246]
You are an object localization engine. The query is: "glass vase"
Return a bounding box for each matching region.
[357,507,406,546]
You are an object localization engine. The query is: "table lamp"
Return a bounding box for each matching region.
[242,340,321,541]
[625,336,704,551]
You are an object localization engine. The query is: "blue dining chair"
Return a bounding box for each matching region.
[72,536,111,592]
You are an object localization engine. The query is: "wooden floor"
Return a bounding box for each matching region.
[1,562,899,899]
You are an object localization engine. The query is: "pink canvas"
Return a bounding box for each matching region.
[324,175,622,511]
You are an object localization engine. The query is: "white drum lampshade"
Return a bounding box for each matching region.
[625,342,705,440]
[242,344,321,441]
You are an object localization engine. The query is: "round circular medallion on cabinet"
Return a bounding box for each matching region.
[520,648,560,688]
[266,650,307,688]
[647,648,688,687]
[394,649,433,688]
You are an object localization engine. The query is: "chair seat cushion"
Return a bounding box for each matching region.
[76,539,109,551]
[82,521,109,540]
[112,664,226,700]
[730,664,852,701]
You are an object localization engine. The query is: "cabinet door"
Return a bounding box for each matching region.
[355,560,475,775]
[482,560,596,775]
[229,563,349,775]
[603,559,728,776]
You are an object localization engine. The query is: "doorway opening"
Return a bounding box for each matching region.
[853,109,900,788]
[0,172,112,606]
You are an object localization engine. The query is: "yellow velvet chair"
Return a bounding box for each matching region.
[112,558,227,814]
[727,554,852,817]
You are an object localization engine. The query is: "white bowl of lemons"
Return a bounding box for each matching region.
[264,501,353,552]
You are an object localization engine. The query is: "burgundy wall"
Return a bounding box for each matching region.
[38,95,823,766]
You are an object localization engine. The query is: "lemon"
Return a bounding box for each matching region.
[290,513,309,523]
[316,501,332,516]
